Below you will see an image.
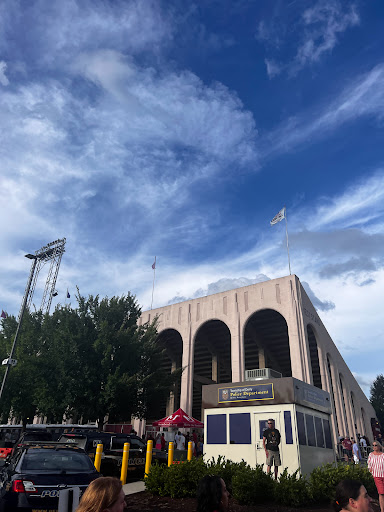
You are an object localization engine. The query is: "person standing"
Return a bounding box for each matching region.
[160,433,166,451]
[352,438,361,464]
[367,441,384,512]
[176,431,185,450]
[262,419,281,480]
[342,437,353,462]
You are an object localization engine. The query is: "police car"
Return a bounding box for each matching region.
[58,432,167,478]
[0,442,99,511]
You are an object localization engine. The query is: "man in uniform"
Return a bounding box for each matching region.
[263,419,281,480]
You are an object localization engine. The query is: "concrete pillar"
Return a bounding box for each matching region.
[212,353,218,382]
[231,294,243,382]
[180,325,193,415]
[343,382,356,440]
[258,348,266,369]
[330,364,347,436]
[318,347,338,447]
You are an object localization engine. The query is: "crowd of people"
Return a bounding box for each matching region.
[145,429,204,456]
[75,475,380,512]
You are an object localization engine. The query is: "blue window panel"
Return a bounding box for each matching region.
[296,411,306,445]
[305,414,316,446]
[207,414,226,444]
[259,419,269,439]
[314,416,325,448]
[284,411,293,444]
[323,419,333,449]
[229,413,251,444]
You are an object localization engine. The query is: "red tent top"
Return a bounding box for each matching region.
[152,408,204,428]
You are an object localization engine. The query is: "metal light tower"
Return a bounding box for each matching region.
[0,238,66,401]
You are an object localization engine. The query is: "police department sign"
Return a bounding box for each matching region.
[218,383,274,403]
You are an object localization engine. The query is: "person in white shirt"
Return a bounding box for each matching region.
[176,432,186,450]
[360,436,367,448]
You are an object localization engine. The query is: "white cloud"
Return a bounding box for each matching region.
[0,60,9,85]
[263,65,384,157]
[259,1,360,78]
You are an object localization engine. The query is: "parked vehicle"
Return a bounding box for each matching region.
[0,442,99,511]
[58,431,167,478]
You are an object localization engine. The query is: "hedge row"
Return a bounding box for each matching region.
[144,457,375,507]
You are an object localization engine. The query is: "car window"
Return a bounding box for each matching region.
[21,450,94,472]
[129,438,145,449]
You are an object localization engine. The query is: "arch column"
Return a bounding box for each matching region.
[180,325,193,415]
[330,364,347,436]
[319,347,338,447]
[344,384,357,439]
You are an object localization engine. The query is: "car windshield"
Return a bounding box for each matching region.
[21,450,94,472]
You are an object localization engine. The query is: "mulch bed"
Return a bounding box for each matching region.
[125,491,359,512]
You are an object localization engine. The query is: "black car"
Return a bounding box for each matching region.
[15,430,53,446]
[58,432,167,478]
[0,443,99,511]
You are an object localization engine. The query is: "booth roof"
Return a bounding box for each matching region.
[152,408,204,428]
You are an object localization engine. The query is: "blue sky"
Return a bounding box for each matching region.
[1,0,383,396]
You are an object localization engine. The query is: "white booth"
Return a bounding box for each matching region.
[202,377,336,475]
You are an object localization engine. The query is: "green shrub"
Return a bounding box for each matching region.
[274,468,310,507]
[309,463,375,503]
[145,458,208,498]
[232,464,275,505]
[205,456,248,493]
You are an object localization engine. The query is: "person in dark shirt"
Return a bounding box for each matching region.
[262,419,281,480]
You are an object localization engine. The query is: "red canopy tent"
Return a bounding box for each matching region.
[152,408,204,428]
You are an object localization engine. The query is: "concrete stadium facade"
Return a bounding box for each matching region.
[138,274,376,445]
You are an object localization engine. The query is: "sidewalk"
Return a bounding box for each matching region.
[123,480,145,495]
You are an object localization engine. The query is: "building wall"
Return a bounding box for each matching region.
[139,274,376,444]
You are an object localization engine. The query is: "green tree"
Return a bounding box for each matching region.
[0,290,180,428]
[370,374,384,431]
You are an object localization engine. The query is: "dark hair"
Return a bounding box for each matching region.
[333,480,363,512]
[197,475,224,512]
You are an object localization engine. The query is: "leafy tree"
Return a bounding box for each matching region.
[0,291,180,428]
[370,374,384,431]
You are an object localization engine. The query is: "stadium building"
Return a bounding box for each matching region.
[138,274,377,445]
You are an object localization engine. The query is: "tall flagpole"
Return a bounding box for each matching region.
[284,206,292,275]
[150,257,156,310]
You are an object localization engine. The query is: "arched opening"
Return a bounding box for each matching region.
[192,320,231,421]
[307,324,322,389]
[339,374,349,436]
[155,328,183,419]
[361,408,368,438]
[244,309,291,377]
[327,355,340,435]
[350,392,358,432]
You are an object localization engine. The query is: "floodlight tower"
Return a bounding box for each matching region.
[0,238,66,401]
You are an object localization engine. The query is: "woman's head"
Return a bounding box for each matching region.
[197,475,229,512]
[372,441,382,451]
[333,480,372,512]
[76,477,126,512]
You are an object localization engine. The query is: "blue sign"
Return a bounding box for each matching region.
[218,383,274,403]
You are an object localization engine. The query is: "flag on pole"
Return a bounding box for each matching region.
[67,289,70,299]
[1,310,7,318]
[152,260,156,270]
[270,207,286,225]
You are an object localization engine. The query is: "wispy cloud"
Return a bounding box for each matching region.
[262,65,384,156]
[0,61,9,85]
[257,0,359,78]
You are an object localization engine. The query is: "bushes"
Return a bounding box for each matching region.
[309,462,375,503]
[232,464,275,505]
[145,459,375,507]
[274,469,310,507]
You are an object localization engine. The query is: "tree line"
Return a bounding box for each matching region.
[0,291,179,428]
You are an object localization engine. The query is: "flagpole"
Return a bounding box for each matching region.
[150,256,156,310]
[284,206,292,275]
